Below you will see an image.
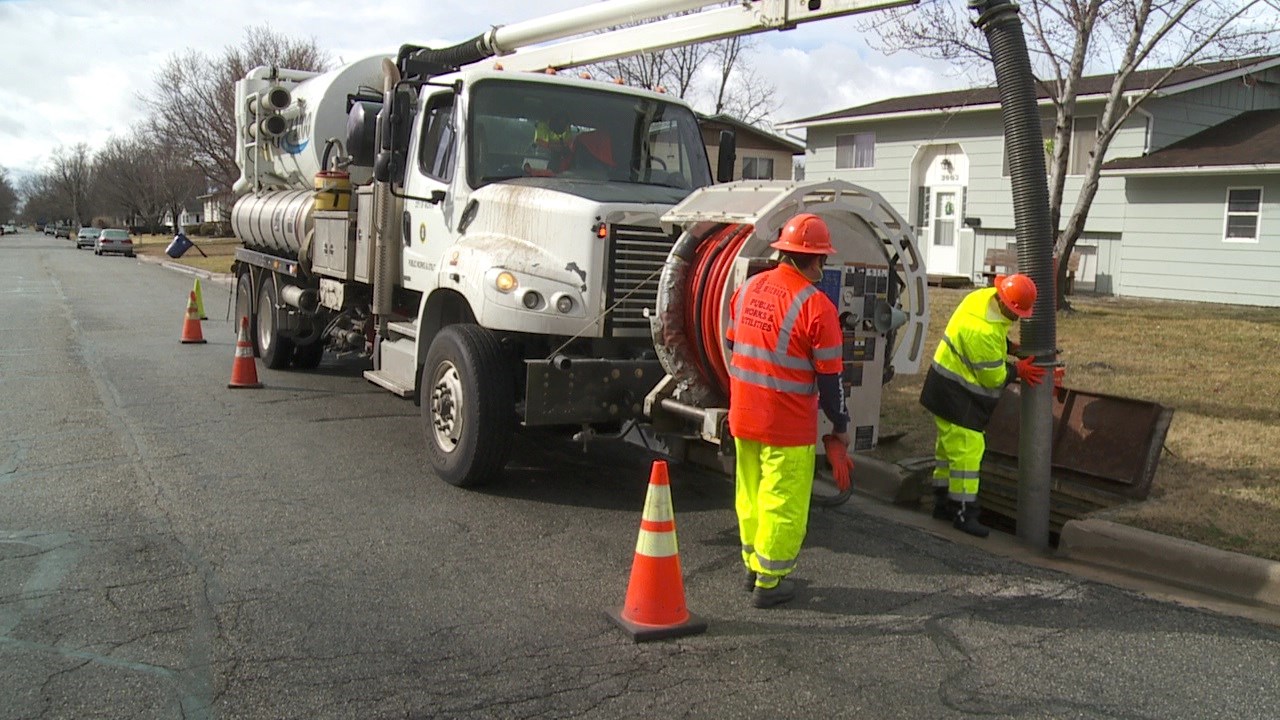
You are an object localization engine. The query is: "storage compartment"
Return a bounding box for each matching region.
[313,210,353,279]
[354,185,374,283]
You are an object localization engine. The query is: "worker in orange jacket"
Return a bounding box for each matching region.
[919,273,1044,537]
[726,213,850,608]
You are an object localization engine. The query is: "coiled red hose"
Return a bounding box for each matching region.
[682,223,753,399]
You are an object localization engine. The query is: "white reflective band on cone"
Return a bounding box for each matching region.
[636,529,678,558]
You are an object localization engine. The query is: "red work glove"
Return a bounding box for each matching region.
[822,434,854,492]
[1015,356,1045,387]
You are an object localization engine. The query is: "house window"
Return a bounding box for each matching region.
[742,156,774,179]
[1070,116,1098,176]
[836,132,875,168]
[1001,116,1098,176]
[1224,187,1262,242]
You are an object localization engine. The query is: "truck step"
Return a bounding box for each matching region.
[363,337,418,398]
[387,321,418,339]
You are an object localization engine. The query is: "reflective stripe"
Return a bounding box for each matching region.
[753,552,797,572]
[949,492,978,502]
[950,469,980,479]
[776,285,818,355]
[636,529,678,557]
[733,273,764,325]
[641,484,673,522]
[813,345,843,362]
[733,341,814,371]
[729,365,817,395]
[930,361,1003,399]
[942,334,1005,373]
[935,460,950,469]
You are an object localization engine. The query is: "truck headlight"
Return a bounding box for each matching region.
[555,295,574,314]
[521,291,543,309]
[495,271,518,292]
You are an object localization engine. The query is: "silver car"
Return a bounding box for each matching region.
[76,227,98,249]
[94,229,135,257]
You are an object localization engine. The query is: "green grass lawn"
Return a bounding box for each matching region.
[133,234,238,275]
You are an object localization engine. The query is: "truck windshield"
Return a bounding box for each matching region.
[468,79,712,191]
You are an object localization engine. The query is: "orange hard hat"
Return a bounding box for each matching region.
[770,213,836,255]
[994,273,1036,318]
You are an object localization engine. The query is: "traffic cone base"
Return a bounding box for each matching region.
[228,317,263,389]
[179,290,206,344]
[607,460,707,642]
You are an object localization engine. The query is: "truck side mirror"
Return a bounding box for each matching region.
[373,88,415,183]
[716,130,737,183]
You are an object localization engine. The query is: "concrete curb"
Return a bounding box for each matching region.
[1058,518,1280,610]
[847,455,1280,613]
[136,252,234,287]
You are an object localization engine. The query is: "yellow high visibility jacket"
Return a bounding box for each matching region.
[919,287,1014,431]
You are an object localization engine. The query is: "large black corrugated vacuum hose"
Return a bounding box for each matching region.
[397,35,490,80]
[971,0,1056,549]
[970,0,1056,356]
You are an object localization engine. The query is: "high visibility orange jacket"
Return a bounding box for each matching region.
[727,263,844,447]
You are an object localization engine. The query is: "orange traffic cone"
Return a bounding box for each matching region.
[607,460,706,642]
[228,317,263,389]
[179,291,206,344]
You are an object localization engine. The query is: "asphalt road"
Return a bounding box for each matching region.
[3,231,1279,720]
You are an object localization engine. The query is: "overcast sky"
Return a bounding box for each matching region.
[0,0,974,180]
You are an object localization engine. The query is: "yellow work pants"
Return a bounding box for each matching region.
[932,416,984,502]
[735,438,815,588]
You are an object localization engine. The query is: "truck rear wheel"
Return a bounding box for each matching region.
[256,278,294,369]
[420,325,514,487]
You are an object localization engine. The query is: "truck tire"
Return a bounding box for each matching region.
[235,271,257,354]
[420,325,515,487]
[256,278,294,370]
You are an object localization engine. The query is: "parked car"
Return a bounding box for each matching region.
[55,226,70,239]
[4,224,19,234]
[75,227,98,249]
[94,229,134,257]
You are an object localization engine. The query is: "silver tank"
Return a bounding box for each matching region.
[232,190,314,256]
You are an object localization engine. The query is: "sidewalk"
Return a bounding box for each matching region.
[844,454,1280,624]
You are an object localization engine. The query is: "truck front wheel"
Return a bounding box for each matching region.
[420,325,515,487]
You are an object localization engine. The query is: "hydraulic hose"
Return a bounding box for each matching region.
[397,36,489,79]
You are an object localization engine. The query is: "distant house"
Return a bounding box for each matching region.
[778,55,1280,307]
[699,113,804,181]
[199,192,231,227]
[162,200,204,232]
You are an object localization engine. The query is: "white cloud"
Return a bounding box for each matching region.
[0,0,974,175]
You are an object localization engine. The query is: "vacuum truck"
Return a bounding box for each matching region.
[228,0,931,488]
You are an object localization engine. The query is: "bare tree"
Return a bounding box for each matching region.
[0,167,18,223]
[95,131,161,228]
[50,144,95,228]
[583,14,777,128]
[144,25,328,198]
[859,0,1279,308]
[18,172,63,225]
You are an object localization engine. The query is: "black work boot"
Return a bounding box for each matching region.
[931,487,956,520]
[744,569,757,593]
[751,578,796,608]
[953,501,990,538]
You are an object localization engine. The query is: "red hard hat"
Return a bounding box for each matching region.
[770,213,836,255]
[994,273,1036,318]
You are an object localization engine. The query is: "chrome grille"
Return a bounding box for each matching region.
[607,224,674,336]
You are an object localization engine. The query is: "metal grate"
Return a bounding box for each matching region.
[607,224,674,336]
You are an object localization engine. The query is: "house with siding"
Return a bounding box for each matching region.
[699,113,803,181]
[777,55,1280,307]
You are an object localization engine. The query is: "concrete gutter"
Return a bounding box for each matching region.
[1059,519,1280,610]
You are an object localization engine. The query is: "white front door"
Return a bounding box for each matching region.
[929,188,960,275]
